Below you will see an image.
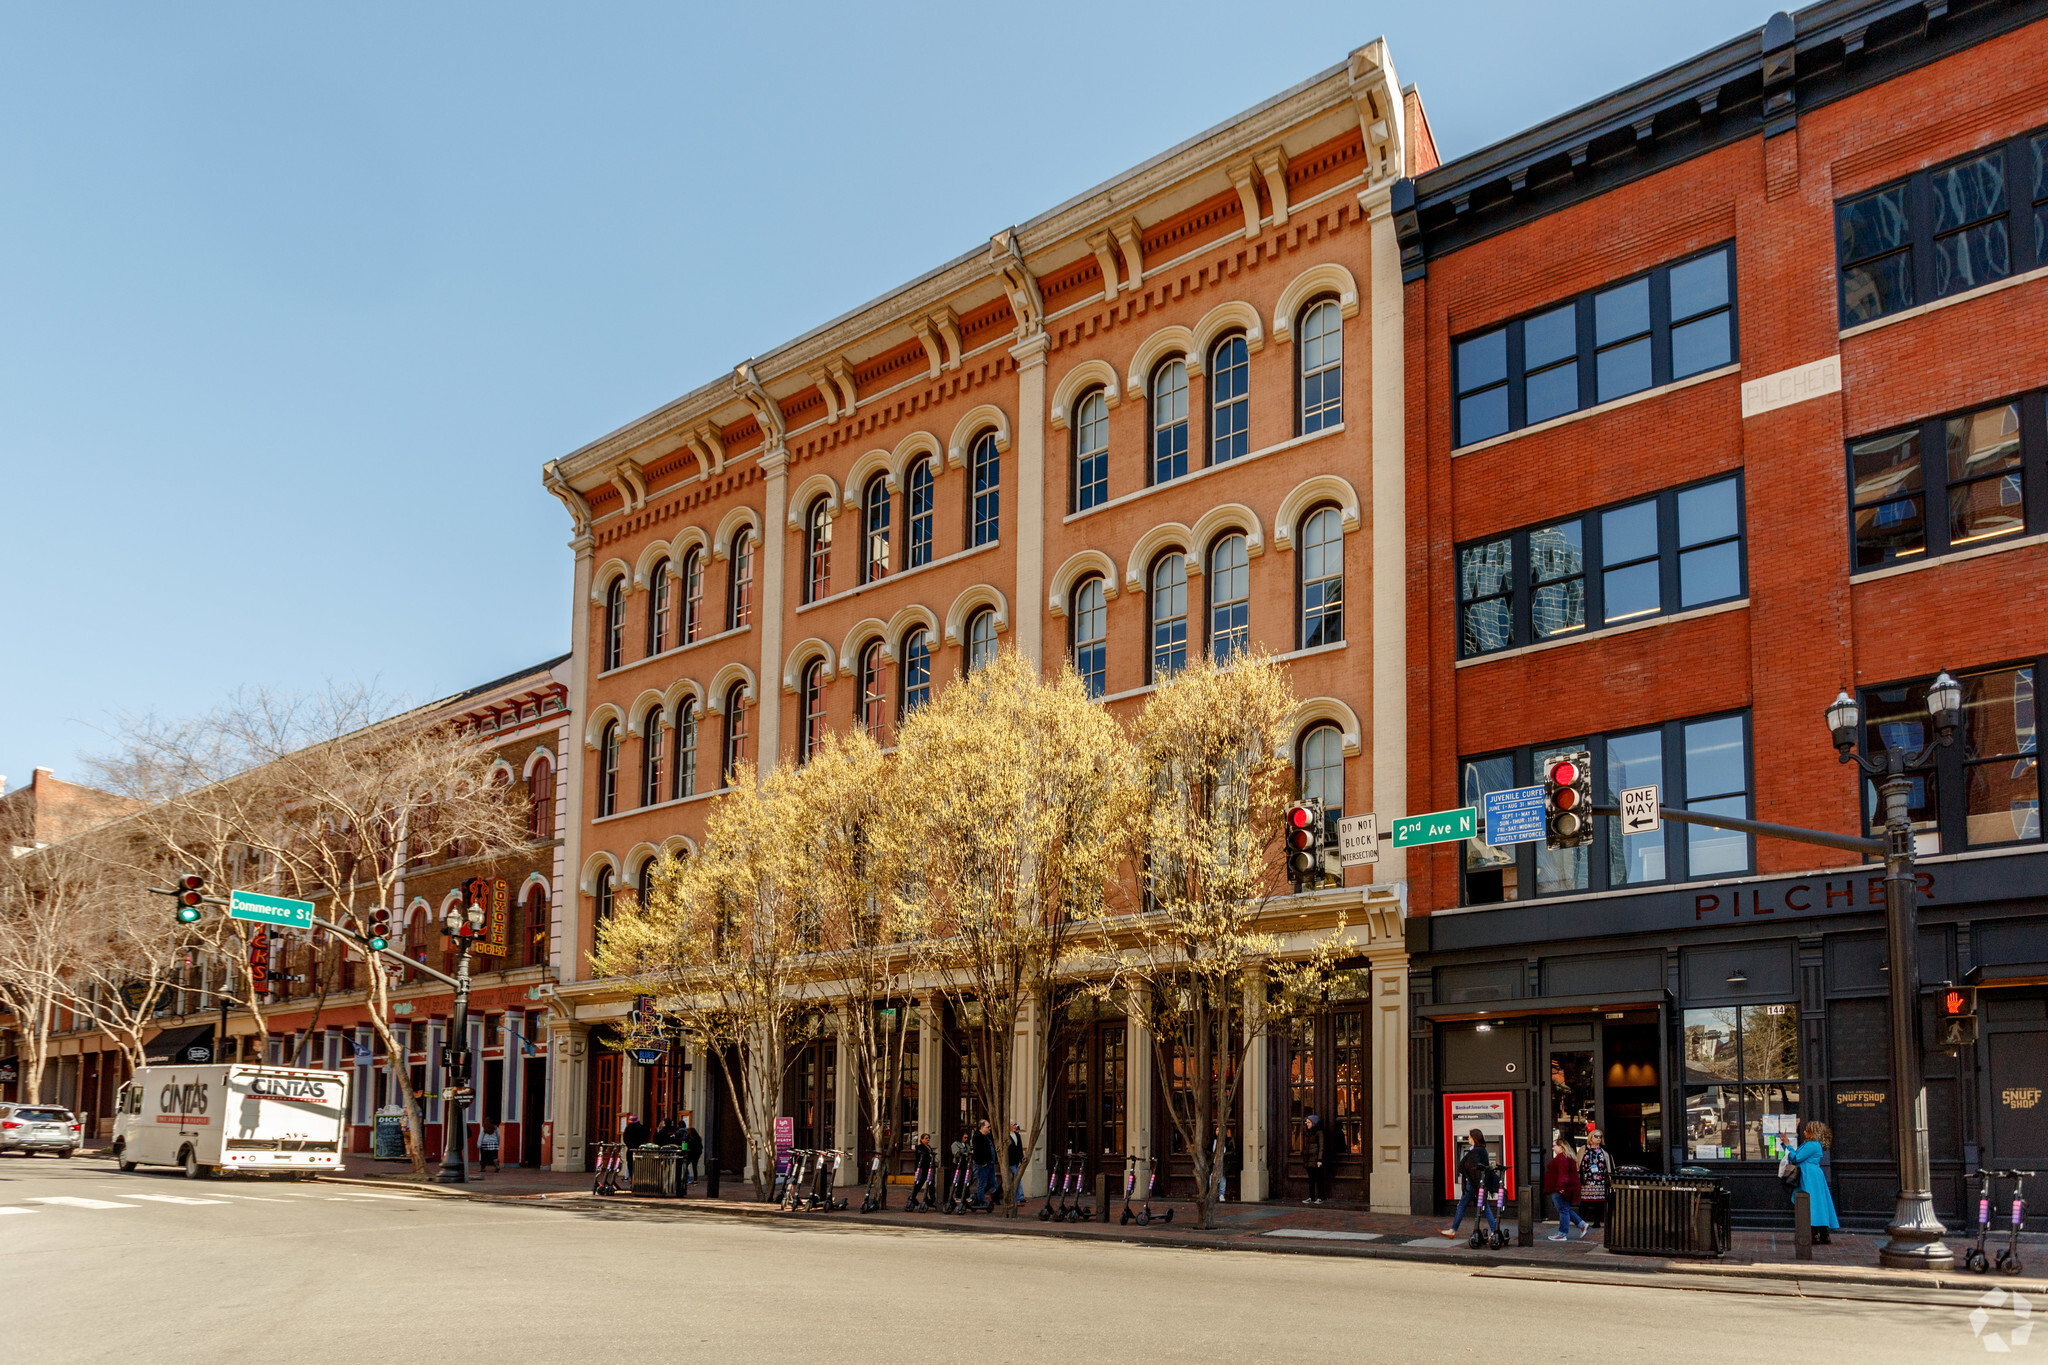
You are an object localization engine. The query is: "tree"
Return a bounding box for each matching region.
[0,806,104,1103]
[594,762,816,1201]
[877,650,1136,1216]
[1107,652,1351,1230]
[59,838,189,1074]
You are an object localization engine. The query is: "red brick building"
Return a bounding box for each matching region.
[1396,1,2047,1223]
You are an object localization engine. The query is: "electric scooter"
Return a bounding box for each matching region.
[1135,1154,1174,1225]
[1118,1152,1141,1225]
[1039,1151,1069,1221]
[859,1154,888,1213]
[905,1154,936,1212]
[783,1149,818,1211]
[1064,1153,1092,1222]
[1998,1169,2034,1276]
[1966,1168,2003,1273]
[815,1149,849,1211]
[944,1157,971,1214]
[1469,1163,1508,1250]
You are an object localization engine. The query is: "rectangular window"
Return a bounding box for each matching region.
[1848,394,2042,570]
[1836,127,2048,327]
[1683,1004,1801,1163]
[1858,661,2042,853]
[1456,474,1743,659]
[1460,710,1752,905]
[1451,244,1736,445]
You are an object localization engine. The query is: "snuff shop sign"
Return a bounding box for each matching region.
[1690,869,1936,922]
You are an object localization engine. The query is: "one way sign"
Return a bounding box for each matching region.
[1619,785,1661,834]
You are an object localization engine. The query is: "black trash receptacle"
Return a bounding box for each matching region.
[1604,1169,1730,1258]
[629,1145,669,1196]
[658,1145,681,1198]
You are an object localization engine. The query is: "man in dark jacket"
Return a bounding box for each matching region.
[971,1120,998,1208]
[1006,1122,1025,1205]
[1440,1128,1499,1239]
[1301,1114,1330,1204]
[621,1113,649,1151]
[679,1116,703,1189]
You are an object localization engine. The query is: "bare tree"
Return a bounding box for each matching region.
[0,808,105,1103]
[59,840,189,1074]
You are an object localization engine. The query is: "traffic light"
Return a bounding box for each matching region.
[1544,750,1594,850]
[173,873,204,924]
[1285,800,1323,880]
[367,906,392,952]
[1938,985,1979,1051]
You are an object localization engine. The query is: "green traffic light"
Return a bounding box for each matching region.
[369,936,388,951]
[176,905,201,924]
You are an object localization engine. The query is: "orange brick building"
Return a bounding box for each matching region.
[541,40,1434,1208]
[1397,1,2047,1222]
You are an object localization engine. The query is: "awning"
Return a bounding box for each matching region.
[1417,989,1671,1024]
[143,1023,216,1065]
[1967,961,2048,989]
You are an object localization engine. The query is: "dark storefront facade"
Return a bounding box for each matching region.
[1408,849,2048,1226]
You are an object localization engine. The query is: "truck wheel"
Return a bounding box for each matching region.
[57,1148,72,1159]
[115,1140,136,1173]
[182,1147,209,1180]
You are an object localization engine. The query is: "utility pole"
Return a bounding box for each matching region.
[437,889,488,1185]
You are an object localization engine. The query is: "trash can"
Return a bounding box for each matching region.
[630,1145,668,1196]
[1604,1168,1731,1258]
[657,1144,681,1198]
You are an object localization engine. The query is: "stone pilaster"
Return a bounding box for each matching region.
[1362,180,1408,895]
[756,444,790,771]
[1240,972,1271,1203]
[1010,332,1049,671]
[560,531,594,982]
[549,1018,590,1173]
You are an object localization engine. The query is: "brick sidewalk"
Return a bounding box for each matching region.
[324,1160,2044,1295]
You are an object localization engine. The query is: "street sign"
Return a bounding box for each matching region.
[1619,785,1661,834]
[1337,813,1379,867]
[227,890,314,929]
[444,1087,474,1104]
[1481,785,1547,846]
[1390,806,1477,849]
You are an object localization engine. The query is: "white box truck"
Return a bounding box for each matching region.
[109,1064,350,1180]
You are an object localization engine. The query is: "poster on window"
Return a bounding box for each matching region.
[1442,1091,1516,1199]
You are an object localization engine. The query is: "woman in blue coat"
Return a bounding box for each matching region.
[1790,1120,1839,1243]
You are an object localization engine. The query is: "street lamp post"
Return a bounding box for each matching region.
[1825,671,1962,1270]
[437,899,486,1186]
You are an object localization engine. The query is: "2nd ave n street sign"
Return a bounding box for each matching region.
[1390,806,1477,848]
[228,890,315,929]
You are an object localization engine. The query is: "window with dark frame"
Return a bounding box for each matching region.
[1848,393,2043,571]
[1298,506,1344,649]
[1856,661,2042,854]
[907,460,935,567]
[800,659,827,763]
[641,705,665,807]
[526,758,554,840]
[1453,244,1737,446]
[728,531,754,630]
[967,609,998,673]
[970,432,1000,547]
[1207,533,1249,663]
[1459,710,1753,905]
[1074,389,1109,510]
[721,684,748,784]
[1298,299,1343,434]
[1149,553,1187,680]
[1837,127,2048,327]
[858,641,887,739]
[603,579,624,672]
[647,558,670,657]
[597,720,619,817]
[673,699,697,800]
[1072,577,1106,699]
[680,549,703,645]
[1210,334,1249,464]
[862,474,891,584]
[1683,1004,1802,1163]
[804,496,832,603]
[1457,474,1745,658]
[1151,359,1189,485]
[900,628,932,717]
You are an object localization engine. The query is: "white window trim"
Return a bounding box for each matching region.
[1451,363,1740,458]
[1847,529,2048,585]
[1839,263,2048,340]
[1454,597,1749,669]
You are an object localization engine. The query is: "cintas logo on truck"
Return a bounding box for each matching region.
[157,1082,210,1124]
[248,1076,334,1104]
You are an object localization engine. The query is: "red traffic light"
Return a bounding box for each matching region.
[1287,805,1315,829]
[178,874,204,891]
[1554,787,1578,811]
[1550,760,1578,787]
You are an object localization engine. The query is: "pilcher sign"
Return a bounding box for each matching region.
[1390,807,1476,848]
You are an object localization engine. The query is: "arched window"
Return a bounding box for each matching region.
[1150,553,1188,681]
[1299,505,1344,648]
[900,628,931,717]
[647,557,671,656]
[1299,298,1344,434]
[728,531,755,630]
[1150,358,1189,485]
[680,548,704,645]
[800,659,828,762]
[1073,389,1109,511]
[603,578,625,671]
[722,683,749,784]
[592,864,614,932]
[907,459,935,568]
[967,608,998,673]
[970,432,1000,547]
[1208,533,1250,663]
[597,720,620,817]
[804,496,833,604]
[862,474,891,583]
[673,698,698,800]
[858,640,888,739]
[1297,723,1345,885]
[641,705,666,807]
[404,908,429,985]
[636,858,658,911]
[526,757,554,839]
[521,884,550,967]
[1071,577,1107,699]
[1210,334,1249,464]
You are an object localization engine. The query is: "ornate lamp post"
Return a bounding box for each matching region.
[437,897,487,1185]
[1825,670,1962,1269]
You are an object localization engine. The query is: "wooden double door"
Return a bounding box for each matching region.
[1049,1019,1130,1188]
[1269,998,1371,1202]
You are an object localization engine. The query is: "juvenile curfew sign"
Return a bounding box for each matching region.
[1390,806,1477,848]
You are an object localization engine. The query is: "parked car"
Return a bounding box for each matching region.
[0,1104,82,1157]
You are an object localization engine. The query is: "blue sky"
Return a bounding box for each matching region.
[0,1,1766,791]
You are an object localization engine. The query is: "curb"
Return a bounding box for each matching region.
[311,1173,2047,1294]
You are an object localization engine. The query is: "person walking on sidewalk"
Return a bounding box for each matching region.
[679,1115,703,1188]
[479,1119,501,1172]
[1577,1129,1612,1227]
[970,1120,998,1209]
[1789,1120,1840,1244]
[1006,1122,1025,1205]
[621,1113,648,1151]
[1221,1125,1242,1203]
[1546,1137,1588,1241]
[1301,1113,1331,1204]
[1440,1129,1499,1240]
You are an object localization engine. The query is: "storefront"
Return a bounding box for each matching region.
[1408,848,2048,1228]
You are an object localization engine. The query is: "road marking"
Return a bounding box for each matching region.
[326,1191,425,1201]
[1261,1228,1383,1242]
[125,1193,231,1205]
[0,1206,36,1215]
[26,1196,135,1209]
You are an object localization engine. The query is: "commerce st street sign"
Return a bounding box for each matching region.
[227,890,315,929]
[1390,806,1477,848]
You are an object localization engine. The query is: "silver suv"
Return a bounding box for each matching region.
[0,1105,82,1157]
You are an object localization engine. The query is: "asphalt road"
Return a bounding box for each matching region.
[0,1156,2005,1363]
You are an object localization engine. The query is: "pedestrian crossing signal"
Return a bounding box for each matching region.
[1938,985,1978,1050]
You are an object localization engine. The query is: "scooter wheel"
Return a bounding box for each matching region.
[1065,1209,1081,1223]
[1160,1209,1174,1224]
[2001,1255,2024,1277]
[1120,1211,1132,1225]
[1039,1207,1053,1221]
[1469,1234,1482,1249]
[1967,1250,1989,1273]
[1137,1211,1150,1227]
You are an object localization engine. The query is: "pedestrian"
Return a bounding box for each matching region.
[1546,1137,1588,1241]
[971,1119,998,1209]
[1301,1113,1330,1204]
[622,1112,648,1151]
[1221,1125,1243,1203]
[479,1118,501,1172]
[912,1131,935,1196]
[1577,1128,1612,1228]
[1440,1128,1499,1240]
[1006,1121,1025,1205]
[653,1114,679,1147]
[1788,1119,1839,1244]
[679,1114,703,1187]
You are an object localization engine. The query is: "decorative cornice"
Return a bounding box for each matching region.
[732,360,786,449]
[990,228,1045,341]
